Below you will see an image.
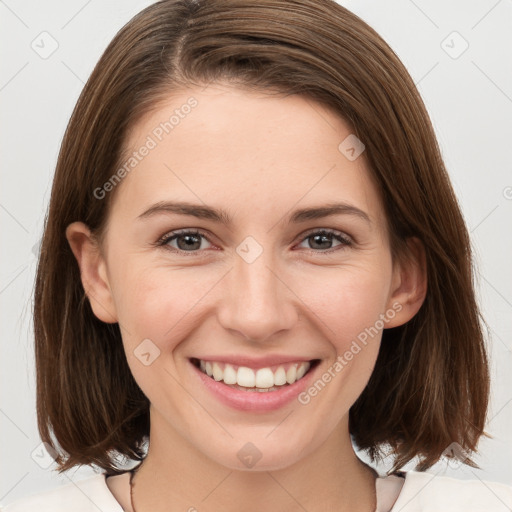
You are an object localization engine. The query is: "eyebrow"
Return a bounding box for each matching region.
[137,200,371,225]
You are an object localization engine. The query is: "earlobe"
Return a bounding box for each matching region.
[385,237,427,328]
[65,222,118,323]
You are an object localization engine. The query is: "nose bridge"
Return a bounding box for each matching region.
[218,235,297,341]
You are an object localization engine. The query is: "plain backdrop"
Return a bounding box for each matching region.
[1,0,511,505]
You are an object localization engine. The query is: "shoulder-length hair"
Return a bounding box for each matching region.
[34,0,489,475]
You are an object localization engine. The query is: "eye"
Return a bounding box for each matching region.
[296,229,352,252]
[157,229,213,254]
[156,228,352,256]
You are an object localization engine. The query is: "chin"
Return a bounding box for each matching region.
[199,433,314,472]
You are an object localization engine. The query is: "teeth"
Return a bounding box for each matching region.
[255,368,274,388]
[223,363,237,385]
[274,366,287,386]
[196,359,312,389]
[296,363,308,380]
[212,362,223,381]
[237,366,255,387]
[228,384,284,392]
[286,365,297,384]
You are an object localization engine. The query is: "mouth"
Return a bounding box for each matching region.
[190,357,321,393]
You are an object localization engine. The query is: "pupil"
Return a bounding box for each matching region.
[311,234,331,249]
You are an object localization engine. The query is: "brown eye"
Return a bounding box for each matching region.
[297,229,352,252]
[158,230,213,254]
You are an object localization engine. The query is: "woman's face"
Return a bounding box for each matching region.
[77,84,418,471]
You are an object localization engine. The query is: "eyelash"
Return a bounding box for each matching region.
[155,228,353,256]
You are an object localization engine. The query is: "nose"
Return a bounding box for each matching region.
[217,245,299,343]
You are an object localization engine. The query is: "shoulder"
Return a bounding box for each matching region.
[392,470,512,511]
[0,473,123,512]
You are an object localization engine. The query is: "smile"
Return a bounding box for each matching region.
[191,357,320,391]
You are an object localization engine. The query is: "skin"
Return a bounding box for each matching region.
[66,84,426,512]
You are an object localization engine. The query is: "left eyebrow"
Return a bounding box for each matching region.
[289,202,371,225]
[137,200,371,226]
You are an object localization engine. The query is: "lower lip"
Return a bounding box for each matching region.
[190,360,318,412]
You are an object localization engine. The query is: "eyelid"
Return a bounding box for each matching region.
[298,227,353,244]
[156,228,212,246]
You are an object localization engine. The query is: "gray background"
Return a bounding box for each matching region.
[1,0,511,505]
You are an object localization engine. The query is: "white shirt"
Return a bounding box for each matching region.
[2,470,512,511]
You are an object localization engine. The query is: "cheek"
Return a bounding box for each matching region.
[296,265,392,342]
[111,262,219,345]
[110,264,213,396]
[290,269,391,429]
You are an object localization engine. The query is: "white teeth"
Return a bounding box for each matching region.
[197,359,313,389]
[223,364,238,385]
[212,362,223,381]
[286,364,297,384]
[274,366,287,386]
[255,368,274,388]
[237,366,255,387]
[296,362,309,380]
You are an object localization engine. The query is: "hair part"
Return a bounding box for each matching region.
[34,0,489,475]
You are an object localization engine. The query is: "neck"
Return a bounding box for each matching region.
[131,410,377,512]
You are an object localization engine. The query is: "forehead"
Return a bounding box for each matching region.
[110,84,384,228]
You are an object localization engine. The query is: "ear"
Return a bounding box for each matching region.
[385,237,427,328]
[65,222,118,323]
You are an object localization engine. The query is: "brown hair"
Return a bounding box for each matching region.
[34,0,490,475]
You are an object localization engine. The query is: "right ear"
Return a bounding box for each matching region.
[65,222,118,323]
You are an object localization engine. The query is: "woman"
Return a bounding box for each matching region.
[3,0,511,510]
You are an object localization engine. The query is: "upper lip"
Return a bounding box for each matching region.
[190,355,318,369]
